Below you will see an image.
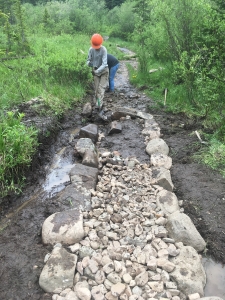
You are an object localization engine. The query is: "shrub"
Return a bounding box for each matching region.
[0,111,38,197]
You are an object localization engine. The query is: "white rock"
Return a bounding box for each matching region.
[107,272,122,284]
[91,285,105,300]
[148,281,164,293]
[135,271,148,287]
[95,270,106,285]
[111,283,126,297]
[123,273,132,284]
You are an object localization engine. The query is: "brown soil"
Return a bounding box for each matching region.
[0,61,225,300]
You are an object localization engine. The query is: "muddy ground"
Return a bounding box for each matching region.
[0,60,225,300]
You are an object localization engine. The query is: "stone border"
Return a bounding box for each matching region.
[38,108,223,300]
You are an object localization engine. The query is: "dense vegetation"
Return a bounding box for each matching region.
[0,0,225,196]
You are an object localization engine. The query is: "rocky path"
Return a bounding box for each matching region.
[0,60,224,300]
[38,62,220,300]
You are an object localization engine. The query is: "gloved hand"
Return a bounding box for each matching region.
[91,69,95,76]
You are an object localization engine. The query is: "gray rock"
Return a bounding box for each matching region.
[42,209,84,245]
[146,138,169,156]
[79,246,94,258]
[136,111,154,120]
[39,245,77,292]
[82,149,99,168]
[82,102,92,118]
[156,190,179,215]
[75,138,96,158]
[142,124,160,140]
[150,153,172,169]
[166,211,206,252]
[108,121,122,134]
[170,246,206,296]
[79,124,98,143]
[151,167,174,191]
[111,107,137,120]
[69,163,98,190]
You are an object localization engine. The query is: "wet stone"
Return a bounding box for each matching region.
[79,124,99,143]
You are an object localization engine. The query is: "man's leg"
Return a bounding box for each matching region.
[109,63,119,91]
[96,71,109,108]
[93,75,101,107]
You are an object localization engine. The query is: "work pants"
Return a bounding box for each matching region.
[94,68,109,108]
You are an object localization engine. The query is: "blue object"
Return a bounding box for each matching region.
[109,63,119,91]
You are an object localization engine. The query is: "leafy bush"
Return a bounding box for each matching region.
[0,112,38,197]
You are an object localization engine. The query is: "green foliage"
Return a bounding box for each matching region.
[131,0,152,73]
[0,111,38,197]
[0,33,91,113]
[107,1,136,40]
[105,0,126,10]
[193,138,225,177]
[23,0,108,35]
[0,0,31,56]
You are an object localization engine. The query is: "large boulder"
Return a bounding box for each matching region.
[75,138,96,157]
[156,189,179,214]
[150,153,172,169]
[166,211,206,252]
[146,138,169,156]
[151,167,174,191]
[111,106,137,120]
[79,124,99,143]
[69,163,98,190]
[57,183,92,211]
[170,246,206,296]
[39,244,77,293]
[42,209,84,245]
[82,149,99,168]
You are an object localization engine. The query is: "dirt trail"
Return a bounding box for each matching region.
[0,60,225,299]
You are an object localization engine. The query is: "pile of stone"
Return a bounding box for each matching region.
[38,108,222,300]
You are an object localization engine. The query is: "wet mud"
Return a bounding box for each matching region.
[0,60,225,299]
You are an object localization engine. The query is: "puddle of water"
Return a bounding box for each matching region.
[42,147,75,198]
[203,257,225,297]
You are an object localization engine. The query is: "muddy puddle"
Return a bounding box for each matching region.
[203,257,225,297]
[42,147,74,198]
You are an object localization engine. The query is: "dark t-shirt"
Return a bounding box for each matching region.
[107,54,119,69]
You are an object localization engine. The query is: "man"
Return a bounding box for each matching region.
[106,54,119,93]
[86,33,109,110]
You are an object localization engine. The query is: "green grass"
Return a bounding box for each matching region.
[193,138,225,177]
[0,33,92,113]
[0,112,38,197]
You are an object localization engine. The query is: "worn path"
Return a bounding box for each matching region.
[0,60,225,299]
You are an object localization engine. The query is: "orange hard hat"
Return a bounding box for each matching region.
[91,34,103,49]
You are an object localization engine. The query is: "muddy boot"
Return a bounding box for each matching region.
[98,109,108,121]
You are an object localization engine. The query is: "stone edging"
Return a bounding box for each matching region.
[38,107,223,300]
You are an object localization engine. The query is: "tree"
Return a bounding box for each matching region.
[12,0,30,53]
[132,0,152,73]
[105,0,126,10]
[0,0,14,14]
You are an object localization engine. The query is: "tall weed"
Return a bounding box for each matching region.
[0,112,38,197]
